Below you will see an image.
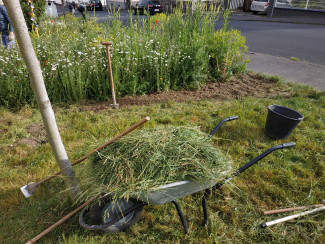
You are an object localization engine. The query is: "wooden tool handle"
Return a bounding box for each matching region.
[25,196,97,244]
[264,204,324,215]
[36,117,150,185]
[83,116,150,155]
[102,41,113,46]
[261,205,325,228]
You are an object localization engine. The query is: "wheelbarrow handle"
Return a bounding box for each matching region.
[203,142,295,227]
[208,115,238,138]
[281,142,296,149]
[212,142,296,190]
[236,142,295,175]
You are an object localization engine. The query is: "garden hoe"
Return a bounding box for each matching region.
[263,201,325,215]
[20,116,150,198]
[102,41,119,109]
[25,196,98,244]
[261,200,325,228]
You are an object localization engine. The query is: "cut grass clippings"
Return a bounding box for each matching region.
[0,76,324,243]
[78,126,232,203]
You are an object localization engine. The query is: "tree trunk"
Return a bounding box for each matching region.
[126,0,131,10]
[243,0,253,12]
[3,0,80,201]
[62,0,66,14]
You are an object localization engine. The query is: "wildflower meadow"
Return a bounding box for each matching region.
[0,5,248,108]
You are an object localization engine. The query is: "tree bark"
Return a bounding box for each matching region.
[243,0,253,12]
[62,0,66,14]
[126,0,131,10]
[3,0,80,201]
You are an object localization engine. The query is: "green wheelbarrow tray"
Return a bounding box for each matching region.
[79,116,296,233]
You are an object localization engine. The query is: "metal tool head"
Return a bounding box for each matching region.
[110,103,119,109]
[20,182,38,198]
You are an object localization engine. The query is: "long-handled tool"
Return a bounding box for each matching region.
[261,204,325,228]
[25,196,97,244]
[102,41,119,109]
[20,117,150,198]
[263,202,325,215]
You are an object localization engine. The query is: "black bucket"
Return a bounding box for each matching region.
[265,105,304,139]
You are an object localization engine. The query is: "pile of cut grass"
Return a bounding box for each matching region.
[79,126,232,202]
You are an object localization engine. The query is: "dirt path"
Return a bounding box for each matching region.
[4,73,292,148]
[78,73,291,112]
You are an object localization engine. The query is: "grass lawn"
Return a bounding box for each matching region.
[0,74,324,243]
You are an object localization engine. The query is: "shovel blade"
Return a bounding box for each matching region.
[110,104,119,109]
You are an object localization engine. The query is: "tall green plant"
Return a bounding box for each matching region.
[208,9,249,80]
[0,4,250,108]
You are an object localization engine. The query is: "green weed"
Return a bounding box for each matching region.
[291,57,300,61]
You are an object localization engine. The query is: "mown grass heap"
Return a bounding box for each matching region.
[80,126,232,201]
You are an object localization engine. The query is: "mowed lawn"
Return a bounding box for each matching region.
[0,77,324,243]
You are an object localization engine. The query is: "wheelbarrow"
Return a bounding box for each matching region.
[79,116,295,233]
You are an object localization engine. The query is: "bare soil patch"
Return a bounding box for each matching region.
[13,124,47,148]
[17,138,39,148]
[26,123,47,144]
[78,73,291,112]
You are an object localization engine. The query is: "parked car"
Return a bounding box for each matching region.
[132,0,163,15]
[87,0,103,11]
[250,0,269,14]
[275,0,292,8]
[250,0,291,14]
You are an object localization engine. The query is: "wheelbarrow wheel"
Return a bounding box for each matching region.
[89,195,144,233]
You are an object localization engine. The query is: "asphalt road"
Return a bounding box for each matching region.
[80,9,325,66]
[60,8,325,90]
[226,20,325,66]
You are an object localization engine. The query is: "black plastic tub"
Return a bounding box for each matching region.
[265,105,304,139]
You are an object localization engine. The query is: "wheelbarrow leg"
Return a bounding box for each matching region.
[202,190,209,227]
[201,142,296,227]
[172,200,189,232]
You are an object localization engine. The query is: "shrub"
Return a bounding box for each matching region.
[208,10,249,80]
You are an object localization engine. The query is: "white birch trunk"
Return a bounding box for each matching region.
[3,0,80,201]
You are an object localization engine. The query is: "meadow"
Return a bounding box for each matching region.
[0,5,247,108]
[0,4,324,244]
[0,75,324,243]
